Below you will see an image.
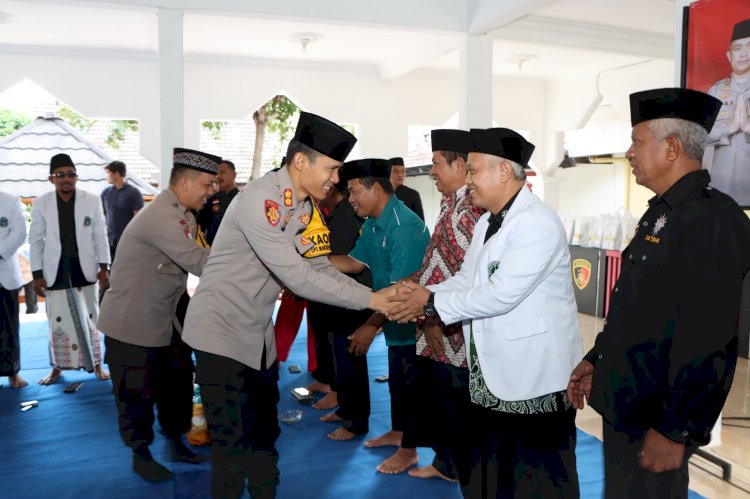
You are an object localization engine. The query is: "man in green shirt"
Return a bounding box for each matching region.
[329,158,430,474]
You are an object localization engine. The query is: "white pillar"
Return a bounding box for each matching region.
[158,8,183,188]
[458,34,493,129]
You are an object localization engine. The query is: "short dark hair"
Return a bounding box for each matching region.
[437,151,467,164]
[220,160,236,172]
[169,166,202,186]
[285,139,320,165]
[105,160,126,177]
[360,176,393,194]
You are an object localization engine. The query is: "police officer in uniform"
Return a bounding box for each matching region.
[569,88,750,499]
[704,19,750,206]
[182,112,391,499]
[98,148,220,482]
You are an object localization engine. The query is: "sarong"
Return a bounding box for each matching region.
[46,284,101,372]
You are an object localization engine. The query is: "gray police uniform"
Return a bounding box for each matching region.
[99,187,210,450]
[703,75,750,206]
[182,165,372,499]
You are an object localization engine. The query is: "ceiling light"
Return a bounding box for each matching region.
[288,32,323,54]
[0,11,14,24]
[505,53,536,72]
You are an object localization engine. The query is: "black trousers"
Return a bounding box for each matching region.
[388,344,419,446]
[602,421,695,499]
[195,349,281,499]
[463,402,579,499]
[306,302,334,386]
[105,335,194,449]
[331,331,370,434]
[409,356,471,482]
[0,286,21,376]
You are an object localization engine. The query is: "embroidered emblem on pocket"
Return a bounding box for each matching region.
[488,260,499,278]
[83,216,92,227]
[0,217,7,228]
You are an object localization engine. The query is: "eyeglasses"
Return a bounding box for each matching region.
[51,172,78,179]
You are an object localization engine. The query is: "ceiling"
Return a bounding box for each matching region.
[0,0,678,83]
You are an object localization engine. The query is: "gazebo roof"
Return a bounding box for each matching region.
[0,115,159,198]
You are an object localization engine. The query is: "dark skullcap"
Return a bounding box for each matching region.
[340,158,391,183]
[629,87,722,133]
[293,112,357,162]
[468,128,535,168]
[731,19,750,42]
[50,153,75,173]
[431,129,470,153]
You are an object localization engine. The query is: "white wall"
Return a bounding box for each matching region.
[555,162,629,218]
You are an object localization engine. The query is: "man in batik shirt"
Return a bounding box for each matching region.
[405,129,483,483]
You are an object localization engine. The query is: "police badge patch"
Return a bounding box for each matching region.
[572,258,591,290]
[265,200,281,226]
[83,216,92,227]
[298,213,311,226]
[0,217,7,228]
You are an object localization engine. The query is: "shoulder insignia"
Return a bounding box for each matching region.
[283,189,293,207]
[178,219,192,239]
[265,199,281,226]
[299,213,311,226]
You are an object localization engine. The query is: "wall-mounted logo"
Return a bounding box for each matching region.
[572,258,591,290]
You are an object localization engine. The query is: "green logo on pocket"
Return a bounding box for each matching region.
[83,216,92,227]
[0,217,7,228]
[488,260,499,278]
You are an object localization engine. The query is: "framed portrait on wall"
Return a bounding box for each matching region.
[682,0,750,208]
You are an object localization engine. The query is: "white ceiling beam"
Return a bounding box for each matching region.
[377,36,461,81]
[468,0,557,35]
[493,15,674,59]
[34,0,469,32]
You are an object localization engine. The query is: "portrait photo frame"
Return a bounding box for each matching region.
[681,0,750,208]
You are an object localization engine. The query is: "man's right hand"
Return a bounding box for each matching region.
[368,292,390,315]
[567,359,594,410]
[33,277,48,298]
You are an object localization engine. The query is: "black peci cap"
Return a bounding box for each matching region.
[629,87,722,133]
[340,158,391,183]
[293,112,357,162]
[731,19,750,43]
[431,129,470,153]
[50,153,75,173]
[387,157,405,167]
[468,128,535,168]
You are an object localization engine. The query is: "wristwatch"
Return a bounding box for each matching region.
[423,292,439,318]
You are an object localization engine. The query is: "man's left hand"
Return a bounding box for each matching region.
[638,428,685,473]
[97,269,109,290]
[387,280,430,323]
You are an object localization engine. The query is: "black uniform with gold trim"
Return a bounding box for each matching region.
[586,169,750,443]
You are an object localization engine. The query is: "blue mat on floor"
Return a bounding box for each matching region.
[0,317,704,498]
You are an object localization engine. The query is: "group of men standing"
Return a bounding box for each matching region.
[1,82,749,499]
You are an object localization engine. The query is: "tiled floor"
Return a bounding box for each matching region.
[576,313,750,499]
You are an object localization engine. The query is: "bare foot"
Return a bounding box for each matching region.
[38,368,62,385]
[9,375,28,389]
[95,364,110,381]
[376,448,419,474]
[306,380,330,394]
[319,412,343,423]
[364,430,402,448]
[408,464,457,482]
[312,391,338,410]
[328,427,357,441]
